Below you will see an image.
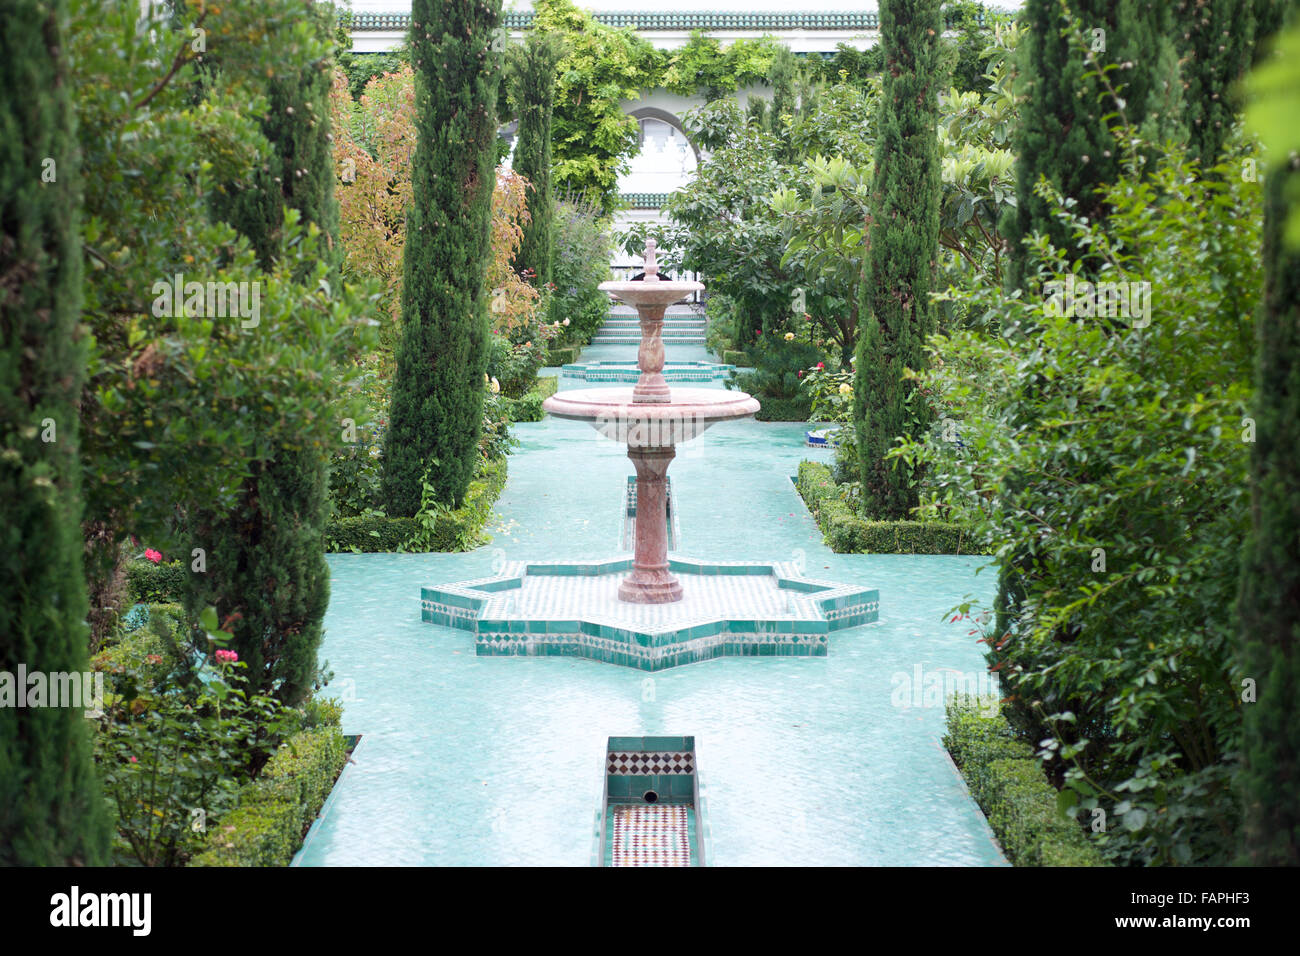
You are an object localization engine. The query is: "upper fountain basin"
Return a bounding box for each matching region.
[599,278,703,309]
[543,386,760,446]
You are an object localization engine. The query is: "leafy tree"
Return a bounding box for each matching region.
[531,0,661,213]
[209,2,340,272]
[0,0,110,866]
[333,8,411,100]
[898,144,1262,864]
[70,0,376,686]
[940,1,1012,94]
[668,100,798,346]
[661,32,784,101]
[810,43,885,87]
[383,0,503,515]
[511,32,563,285]
[1236,5,1300,867]
[330,65,416,352]
[853,0,943,519]
[187,0,344,706]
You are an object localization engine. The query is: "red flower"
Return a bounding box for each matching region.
[816,362,824,370]
[144,548,162,564]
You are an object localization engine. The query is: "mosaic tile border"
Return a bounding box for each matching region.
[421,557,879,671]
[608,751,695,775]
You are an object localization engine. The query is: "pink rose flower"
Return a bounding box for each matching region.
[215,650,239,664]
[144,549,162,564]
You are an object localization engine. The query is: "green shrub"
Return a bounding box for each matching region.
[549,196,612,345]
[721,349,753,368]
[487,333,548,398]
[944,698,1107,867]
[754,395,812,422]
[795,462,984,553]
[503,376,558,423]
[730,339,824,400]
[326,457,507,553]
[189,724,347,868]
[97,645,299,866]
[94,603,186,682]
[125,560,187,604]
[545,346,579,367]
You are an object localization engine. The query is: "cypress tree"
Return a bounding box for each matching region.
[209,5,339,270]
[1176,0,1258,169]
[852,0,942,519]
[0,0,109,864]
[383,0,503,515]
[1236,7,1300,869]
[1001,0,1180,289]
[511,32,561,286]
[189,0,338,705]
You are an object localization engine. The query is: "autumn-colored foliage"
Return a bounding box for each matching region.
[330,64,546,350]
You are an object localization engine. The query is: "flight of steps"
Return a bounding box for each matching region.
[590,305,706,346]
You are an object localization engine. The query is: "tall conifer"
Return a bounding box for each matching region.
[383,0,503,514]
[1236,2,1300,869]
[190,0,339,704]
[511,32,561,286]
[0,0,109,864]
[852,0,942,519]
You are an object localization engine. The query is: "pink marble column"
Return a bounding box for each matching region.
[618,444,682,604]
[632,302,671,404]
[632,239,671,404]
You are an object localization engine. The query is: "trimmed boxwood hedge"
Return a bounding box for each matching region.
[503,375,558,423]
[545,346,578,367]
[326,456,507,552]
[944,698,1108,867]
[753,394,812,422]
[189,723,349,868]
[721,349,753,368]
[795,461,987,554]
[126,560,187,604]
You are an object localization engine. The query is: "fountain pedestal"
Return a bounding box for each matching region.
[632,303,671,405]
[619,445,681,603]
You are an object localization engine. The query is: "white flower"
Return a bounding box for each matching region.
[490,377,501,394]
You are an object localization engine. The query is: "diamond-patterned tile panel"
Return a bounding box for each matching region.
[607,751,695,775]
[610,805,690,867]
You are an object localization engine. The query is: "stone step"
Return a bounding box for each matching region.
[592,340,707,348]
[598,328,706,336]
[603,320,701,327]
[594,330,707,338]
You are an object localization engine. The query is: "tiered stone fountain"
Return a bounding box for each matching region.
[420,241,878,670]
[543,241,758,603]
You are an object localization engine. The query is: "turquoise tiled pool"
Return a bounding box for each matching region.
[296,342,1006,866]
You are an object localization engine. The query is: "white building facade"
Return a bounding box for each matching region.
[347,3,1018,270]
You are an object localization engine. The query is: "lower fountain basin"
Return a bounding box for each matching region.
[543,387,760,444]
[421,557,880,671]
